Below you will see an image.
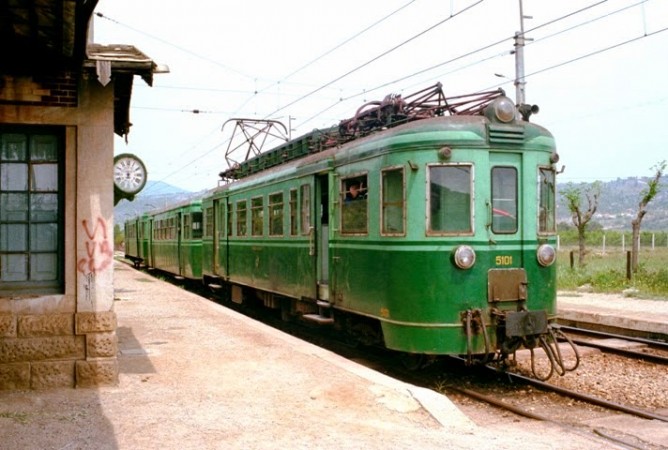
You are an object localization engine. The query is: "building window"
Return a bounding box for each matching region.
[0,129,63,294]
[427,164,472,234]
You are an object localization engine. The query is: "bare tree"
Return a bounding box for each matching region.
[561,182,601,266]
[630,160,666,273]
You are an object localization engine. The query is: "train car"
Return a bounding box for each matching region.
[124,213,151,268]
[195,84,575,379]
[145,200,203,280]
[130,84,576,379]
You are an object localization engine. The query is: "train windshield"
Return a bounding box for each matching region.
[491,166,518,234]
[427,165,472,234]
[538,167,556,233]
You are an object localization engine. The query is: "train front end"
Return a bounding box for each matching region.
[361,96,577,379]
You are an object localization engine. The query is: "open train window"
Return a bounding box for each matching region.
[491,166,517,234]
[538,167,556,234]
[381,167,405,236]
[427,164,473,235]
[192,211,203,239]
[341,175,368,234]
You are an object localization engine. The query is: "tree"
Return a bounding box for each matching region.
[630,160,666,273]
[561,182,601,266]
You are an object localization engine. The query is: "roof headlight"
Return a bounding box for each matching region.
[485,96,516,123]
[537,244,556,267]
[454,245,476,270]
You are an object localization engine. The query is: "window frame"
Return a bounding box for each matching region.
[268,191,284,237]
[340,173,369,236]
[491,165,518,234]
[538,166,556,235]
[380,166,406,237]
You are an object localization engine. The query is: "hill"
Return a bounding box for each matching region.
[557,177,668,231]
[114,181,202,225]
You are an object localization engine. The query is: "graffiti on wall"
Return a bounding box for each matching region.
[77,217,114,275]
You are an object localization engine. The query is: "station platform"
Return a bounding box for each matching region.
[557,292,668,340]
[1,261,656,449]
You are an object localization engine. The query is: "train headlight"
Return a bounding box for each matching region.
[453,245,476,270]
[537,244,556,267]
[485,96,516,123]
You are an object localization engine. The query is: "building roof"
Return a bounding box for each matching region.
[0,0,167,138]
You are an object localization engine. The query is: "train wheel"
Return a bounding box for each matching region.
[398,353,426,371]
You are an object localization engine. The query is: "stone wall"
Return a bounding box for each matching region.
[0,70,118,390]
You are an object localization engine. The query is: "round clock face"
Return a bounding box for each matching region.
[113,153,147,195]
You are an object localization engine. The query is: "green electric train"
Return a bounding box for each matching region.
[124,84,578,380]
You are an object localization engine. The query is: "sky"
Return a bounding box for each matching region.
[92,0,668,194]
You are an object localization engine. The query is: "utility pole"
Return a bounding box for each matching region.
[514,0,530,106]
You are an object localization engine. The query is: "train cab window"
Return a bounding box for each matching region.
[236,200,247,237]
[251,196,264,236]
[491,166,518,233]
[300,184,311,235]
[538,167,556,233]
[269,192,284,236]
[289,189,298,236]
[381,168,405,235]
[428,165,472,234]
[341,175,368,234]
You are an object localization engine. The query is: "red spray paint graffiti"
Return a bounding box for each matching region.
[77,217,114,274]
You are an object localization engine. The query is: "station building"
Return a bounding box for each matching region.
[0,0,164,389]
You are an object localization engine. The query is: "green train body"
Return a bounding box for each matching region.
[126,90,564,369]
[125,200,203,279]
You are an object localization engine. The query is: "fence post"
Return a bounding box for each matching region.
[626,251,632,280]
[570,250,574,269]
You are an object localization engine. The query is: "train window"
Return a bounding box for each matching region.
[251,196,264,236]
[381,168,405,236]
[491,166,518,233]
[269,193,284,236]
[184,214,192,239]
[341,175,368,234]
[192,212,203,239]
[428,165,472,234]
[300,184,311,235]
[538,167,556,233]
[289,189,298,236]
[204,207,214,238]
[236,200,247,237]
[226,203,232,237]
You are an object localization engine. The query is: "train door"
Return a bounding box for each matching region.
[212,197,227,278]
[176,212,184,276]
[489,152,523,258]
[315,174,329,300]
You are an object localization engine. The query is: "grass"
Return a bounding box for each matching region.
[557,247,668,299]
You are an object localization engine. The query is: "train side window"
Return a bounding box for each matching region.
[289,189,298,236]
[341,175,368,234]
[184,214,192,239]
[192,211,203,239]
[381,168,405,236]
[428,165,473,234]
[300,184,311,235]
[491,166,518,234]
[269,192,284,236]
[204,207,214,238]
[236,200,247,237]
[251,196,264,236]
[538,167,556,234]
